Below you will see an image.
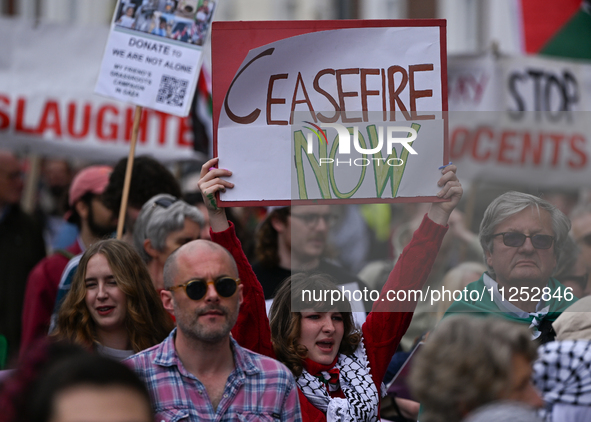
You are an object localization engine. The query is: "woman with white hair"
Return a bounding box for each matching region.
[132,194,204,292]
[410,315,543,422]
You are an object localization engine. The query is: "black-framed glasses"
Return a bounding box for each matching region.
[290,212,338,228]
[492,232,555,249]
[166,277,240,300]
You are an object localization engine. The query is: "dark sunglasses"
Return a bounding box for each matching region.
[492,232,554,249]
[152,197,179,209]
[167,277,240,300]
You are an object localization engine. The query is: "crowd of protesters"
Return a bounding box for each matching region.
[0,149,590,422]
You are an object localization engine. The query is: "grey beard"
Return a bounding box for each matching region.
[175,303,239,344]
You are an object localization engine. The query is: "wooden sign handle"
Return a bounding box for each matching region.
[116,105,142,240]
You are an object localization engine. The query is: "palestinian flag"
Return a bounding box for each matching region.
[191,62,213,156]
[519,0,589,58]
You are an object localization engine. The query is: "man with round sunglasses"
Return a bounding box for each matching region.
[125,239,301,421]
[445,191,577,344]
[167,276,240,301]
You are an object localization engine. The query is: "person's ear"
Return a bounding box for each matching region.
[75,200,89,220]
[161,290,175,315]
[485,249,493,269]
[237,283,243,307]
[144,239,161,260]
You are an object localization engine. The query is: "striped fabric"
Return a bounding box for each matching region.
[126,329,302,421]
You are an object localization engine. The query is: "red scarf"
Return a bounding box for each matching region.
[303,357,344,397]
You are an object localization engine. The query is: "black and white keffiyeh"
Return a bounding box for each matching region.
[296,339,381,422]
[533,340,591,410]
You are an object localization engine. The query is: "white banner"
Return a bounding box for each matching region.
[5,16,591,182]
[0,18,200,162]
[95,0,216,117]
[448,54,591,188]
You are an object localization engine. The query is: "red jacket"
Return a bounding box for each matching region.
[20,240,82,355]
[213,215,447,421]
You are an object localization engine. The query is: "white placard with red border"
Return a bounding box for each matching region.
[212,20,449,206]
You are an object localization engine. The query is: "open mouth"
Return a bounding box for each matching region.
[96,306,114,316]
[316,340,334,352]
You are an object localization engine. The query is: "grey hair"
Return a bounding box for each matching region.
[479,191,571,277]
[133,193,205,263]
[409,315,537,422]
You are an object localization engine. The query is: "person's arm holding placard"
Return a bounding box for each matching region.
[197,158,274,358]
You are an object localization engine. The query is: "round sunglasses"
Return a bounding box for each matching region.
[167,277,240,300]
[492,232,554,249]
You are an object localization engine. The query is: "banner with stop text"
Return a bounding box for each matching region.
[213,21,449,205]
[95,0,216,117]
[448,54,591,188]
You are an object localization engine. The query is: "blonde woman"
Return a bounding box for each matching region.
[52,239,173,360]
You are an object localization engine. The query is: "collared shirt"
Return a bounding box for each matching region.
[125,329,302,422]
[482,274,550,315]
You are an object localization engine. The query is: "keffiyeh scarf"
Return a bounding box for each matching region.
[533,340,591,420]
[296,339,380,422]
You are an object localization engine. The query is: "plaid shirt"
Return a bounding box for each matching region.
[126,329,301,422]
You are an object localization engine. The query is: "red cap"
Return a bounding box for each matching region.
[65,165,112,221]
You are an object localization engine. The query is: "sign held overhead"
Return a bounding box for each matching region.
[213,20,449,205]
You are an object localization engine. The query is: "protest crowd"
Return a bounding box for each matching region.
[0,146,590,422]
[2,0,591,421]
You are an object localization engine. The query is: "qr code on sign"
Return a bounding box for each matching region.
[156,75,188,107]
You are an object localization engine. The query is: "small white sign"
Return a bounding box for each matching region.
[95,0,216,117]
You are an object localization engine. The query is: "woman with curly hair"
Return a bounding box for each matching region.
[196,157,463,421]
[52,239,173,360]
